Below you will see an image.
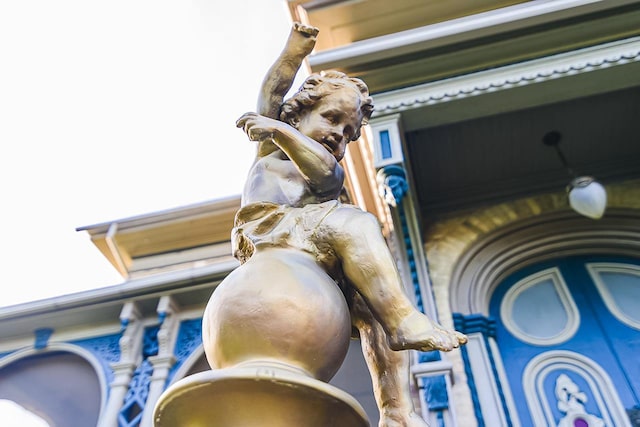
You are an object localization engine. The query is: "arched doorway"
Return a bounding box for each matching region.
[429,193,640,426]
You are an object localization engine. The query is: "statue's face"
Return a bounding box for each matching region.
[296,85,363,161]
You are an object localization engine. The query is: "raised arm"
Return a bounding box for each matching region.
[258,23,318,119]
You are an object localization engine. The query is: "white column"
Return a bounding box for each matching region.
[141,296,179,427]
[98,302,143,427]
[371,114,459,424]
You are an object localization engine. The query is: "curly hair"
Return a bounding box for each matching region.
[279,70,374,141]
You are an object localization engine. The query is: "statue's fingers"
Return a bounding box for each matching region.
[235,112,257,128]
[236,117,247,128]
[293,22,319,37]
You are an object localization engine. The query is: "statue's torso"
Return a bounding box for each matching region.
[242,150,341,207]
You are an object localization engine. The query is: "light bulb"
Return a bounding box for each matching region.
[568,177,607,219]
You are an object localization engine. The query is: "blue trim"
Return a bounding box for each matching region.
[166,318,203,386]
[34,328,53,350]
[382,165,409,204]
[453,313,514,427]
[381,165,449,413]
[118,359,153,427]
[628,405,640,426]
[142,325,160,358]
[380,130,392,160]
[72,333,122,394]
[157,311,167,325]
[119,325,160,427]
[482,332,513,427]
[422,375,449,410]
[120,318,130,333]
[453,314,485,427]
[453,313,496,338]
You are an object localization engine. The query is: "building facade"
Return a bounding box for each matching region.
[1,1,639,426]
[286,0,640,426]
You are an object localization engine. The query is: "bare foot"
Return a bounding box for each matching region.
[380,410,430,427]
[288,22,319,58]
[388,311,467,352]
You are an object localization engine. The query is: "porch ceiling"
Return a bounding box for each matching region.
[406,84,640,221]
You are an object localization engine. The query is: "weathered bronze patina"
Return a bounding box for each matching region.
[154,23,466,427]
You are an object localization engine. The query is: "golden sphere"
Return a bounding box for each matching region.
[202,248,351,382]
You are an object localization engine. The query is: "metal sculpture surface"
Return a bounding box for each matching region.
[154,23,466,427]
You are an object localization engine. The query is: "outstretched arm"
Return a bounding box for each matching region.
[255,23,318,158]
[258,22,318,119]
[237,112,344,197]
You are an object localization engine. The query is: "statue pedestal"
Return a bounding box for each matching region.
[154,248,369,426]
[153,363,369,427]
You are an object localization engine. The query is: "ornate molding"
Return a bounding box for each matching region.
[373,37,640,117]
[523,350,631,427]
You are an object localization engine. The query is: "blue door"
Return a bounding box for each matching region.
[489,256,640,427]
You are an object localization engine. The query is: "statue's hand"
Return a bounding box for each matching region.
[236,112,286,142]
[291,22,319,57]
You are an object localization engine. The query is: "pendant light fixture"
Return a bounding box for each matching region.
[543,131,607,219]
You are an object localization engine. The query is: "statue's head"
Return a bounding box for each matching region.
[280,70,374,142]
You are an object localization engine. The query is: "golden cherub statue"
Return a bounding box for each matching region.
[155,23,466,427]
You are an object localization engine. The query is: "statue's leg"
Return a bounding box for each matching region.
[350,292,430,427]
[319,207,466,352]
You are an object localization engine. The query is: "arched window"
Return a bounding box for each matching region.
[500,267,579,345]
[587,263,640,330]
[0,351,102,427]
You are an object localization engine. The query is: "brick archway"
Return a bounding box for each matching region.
[423,179,640,319]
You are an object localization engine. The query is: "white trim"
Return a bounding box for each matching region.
[0,343,108,420]
[488,338,521,427]
[586,262,640,330]
[309,0,604,70]
[523,350,631,427]
[500,268,580,346]
[411,359,453,378]
[450,210,640,315]
[538,364,606,426]
[369,114,404,167]
[372,37,640,117]
[464,333,509,427]
[0,260,236,320]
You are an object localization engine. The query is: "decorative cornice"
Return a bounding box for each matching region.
[373,37,640,117]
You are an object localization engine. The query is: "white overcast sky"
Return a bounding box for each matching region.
[0,0,305,308]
